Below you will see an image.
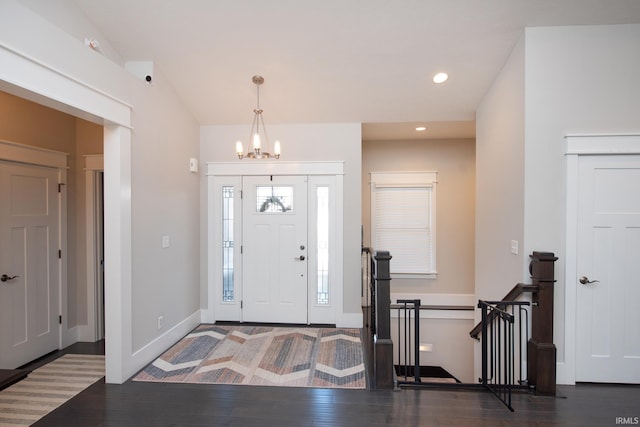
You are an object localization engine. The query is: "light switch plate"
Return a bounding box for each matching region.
[510,240,519,255]
[162,235,170,248]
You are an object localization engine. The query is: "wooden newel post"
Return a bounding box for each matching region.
[373,251,394,388]
[527,251,558,396]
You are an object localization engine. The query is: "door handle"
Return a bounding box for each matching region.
[579,276,599,285]
[294,255,306,261]
[1,274,19,282]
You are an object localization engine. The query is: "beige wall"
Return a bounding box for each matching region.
[362,138,476,295]
[0,90,103,329]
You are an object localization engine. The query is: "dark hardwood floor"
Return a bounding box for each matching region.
[24,342,640,427]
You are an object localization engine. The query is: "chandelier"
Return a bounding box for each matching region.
[235,75,281,159]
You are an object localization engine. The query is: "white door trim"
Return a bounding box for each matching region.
[562,133,640,385]
[0,139,69,168]
[207,161,344,177]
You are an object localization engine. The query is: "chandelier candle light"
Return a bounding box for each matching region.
[236,75,281,159]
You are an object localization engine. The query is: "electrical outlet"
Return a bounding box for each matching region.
[162,235,170,248]
[510,240,519,255]
[157,315,164,330]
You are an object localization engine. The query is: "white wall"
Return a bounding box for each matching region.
[475,37,526,303]
[523,24,640,377]
[199,123,362,322]
[1,0,201,382]
[474,37,525,382]
[17,0,124,65]
[477,24,640,384]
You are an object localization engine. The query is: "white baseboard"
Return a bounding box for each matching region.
[556,362,575,385]
[337,312,363,328]
[200,308,213,324]
[125,310,201,381]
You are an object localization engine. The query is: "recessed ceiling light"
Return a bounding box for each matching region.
[415,126,427,131]
[433,72,448,84]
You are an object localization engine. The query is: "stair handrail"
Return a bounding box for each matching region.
[469,283,538,340]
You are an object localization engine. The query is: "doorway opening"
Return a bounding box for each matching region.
[84,156,105,342]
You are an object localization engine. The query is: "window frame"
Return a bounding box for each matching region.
[370,171,438,279]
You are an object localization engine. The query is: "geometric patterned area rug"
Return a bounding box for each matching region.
[133,325,366,389]
[0,354,105,426]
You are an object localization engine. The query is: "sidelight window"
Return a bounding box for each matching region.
[316,186,329,305]
[222,186,234,302]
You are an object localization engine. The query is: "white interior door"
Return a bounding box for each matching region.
[0,161,60,369]
[242,175,308,323]
[576,155,640,383]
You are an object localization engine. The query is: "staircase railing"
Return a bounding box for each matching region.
[394,299,421,384]
[469,283,538,340]
[362,248,394,389]
[470,251,558,398]
[478,299,531,411]
[364,250,557,408]
[361,247,375,337]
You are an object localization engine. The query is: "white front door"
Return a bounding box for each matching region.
[0,161,60,369]
[576,155,640,383]
[242,175,308,323]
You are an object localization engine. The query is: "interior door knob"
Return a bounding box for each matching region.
[579,276,599,285]
[1,274,19,282]
[295,255,306,261]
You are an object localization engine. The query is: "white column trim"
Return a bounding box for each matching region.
[0,44,132,128]
[104,125,132,383]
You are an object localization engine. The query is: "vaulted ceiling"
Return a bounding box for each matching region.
[31,1,640,139]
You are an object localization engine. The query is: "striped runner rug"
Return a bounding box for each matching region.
[134,325,366,389]
[0,354,105,426]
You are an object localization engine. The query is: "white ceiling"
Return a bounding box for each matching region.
[60,1,640,139]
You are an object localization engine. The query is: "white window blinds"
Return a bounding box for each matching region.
[371,172,437,277]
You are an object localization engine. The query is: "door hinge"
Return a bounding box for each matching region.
[58,315,62,325]
[58,183,66,193]
[241,245,243,254]
[241,300,243,309]
[58,249,62,259]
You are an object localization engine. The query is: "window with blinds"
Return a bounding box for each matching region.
[370,172,437,278]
